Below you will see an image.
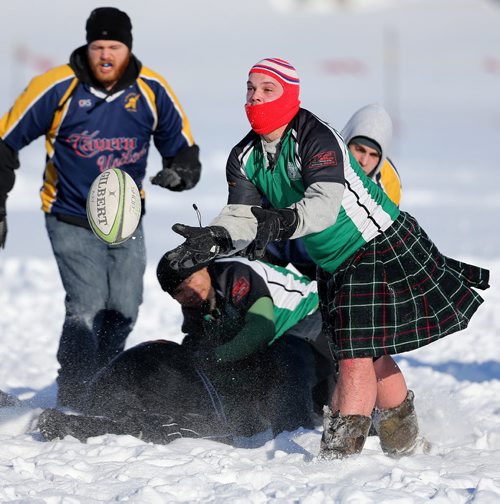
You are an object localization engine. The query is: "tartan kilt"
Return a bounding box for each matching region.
[317,211,490,360]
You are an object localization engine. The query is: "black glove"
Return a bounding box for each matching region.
[167,224,233,270]
[150,166,185,191]
[150,145,201,192]
[247,207,298,260]
[0,204,6,249]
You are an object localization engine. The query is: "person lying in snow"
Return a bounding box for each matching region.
[35,257,335,444]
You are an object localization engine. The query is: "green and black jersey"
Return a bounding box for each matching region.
[215,108,400,273]
[180,258,319,363]
[182,257,318,342]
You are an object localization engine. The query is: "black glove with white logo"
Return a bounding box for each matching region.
[167,224,233,270]
[151,145,201,192]
[247,207,298,261]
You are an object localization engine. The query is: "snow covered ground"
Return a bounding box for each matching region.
[0,258,499,502]
[1,0,500,501]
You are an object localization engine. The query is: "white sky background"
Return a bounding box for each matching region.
[1,0,500,263]
[1,0,500,500]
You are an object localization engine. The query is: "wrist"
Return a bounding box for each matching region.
[209,226,234,254]
[278,208,298,241]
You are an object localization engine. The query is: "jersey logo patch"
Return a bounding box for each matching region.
[124,93,141,112]
[232,276,250,303]
[309,151,337,168]
[287,162,301,180]
[79,99,92,108]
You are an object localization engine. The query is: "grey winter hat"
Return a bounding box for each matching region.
[86,7,133,49]
[349,136,382,156]
[341,103,393,175]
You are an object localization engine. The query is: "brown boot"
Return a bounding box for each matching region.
[318,406,372,460]
[372,390,419,457]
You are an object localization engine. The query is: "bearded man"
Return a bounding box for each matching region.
[0,8,202,409]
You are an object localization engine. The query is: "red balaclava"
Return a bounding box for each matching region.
[245,58,300,135]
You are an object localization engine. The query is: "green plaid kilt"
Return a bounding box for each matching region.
[317,211,490,360]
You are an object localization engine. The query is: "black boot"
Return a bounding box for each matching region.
[38,408,140,442]
[372,390,419,457]
[38,408,232,445]
[318,406,372,459]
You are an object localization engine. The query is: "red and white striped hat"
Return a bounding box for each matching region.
[248,58,300,87]
[246,58,301,135]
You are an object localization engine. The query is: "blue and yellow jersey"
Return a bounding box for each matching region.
[374,158,402,207]
[0,57,195,219]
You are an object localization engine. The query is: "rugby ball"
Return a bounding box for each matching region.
[86,168,142,245]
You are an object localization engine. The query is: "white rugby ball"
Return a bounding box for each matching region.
[86,168,142,245]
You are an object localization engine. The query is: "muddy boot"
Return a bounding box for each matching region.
[372,390,419,457]
[318,406,372,460]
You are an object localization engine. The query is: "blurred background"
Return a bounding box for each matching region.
[1,0,499,265]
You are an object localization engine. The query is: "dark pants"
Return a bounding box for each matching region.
[205,335,322,437]
[81,337,324,441]
[265,335,319,433]
[85,341,213,416]
[45,214,146,408]
[84,340,231,441]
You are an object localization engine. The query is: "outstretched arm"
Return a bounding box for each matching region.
[212,297,275,363]
[166,223,234,270]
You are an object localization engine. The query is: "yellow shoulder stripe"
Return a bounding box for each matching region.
[45,76,79,158]
[137,78,158,130]
[0,65,76,139]
[139,66,195,145]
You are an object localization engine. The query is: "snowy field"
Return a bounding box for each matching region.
[1,0,500,501]
[0,259,499,502]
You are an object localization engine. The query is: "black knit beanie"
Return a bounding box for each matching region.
[156,253,207,296]
[349,136,382,156]
[86,7,133,49]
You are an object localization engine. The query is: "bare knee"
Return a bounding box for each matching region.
[374,355,408,409]
[333,358,377,416]
[374,355,401,380]
[339,357,374,377]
